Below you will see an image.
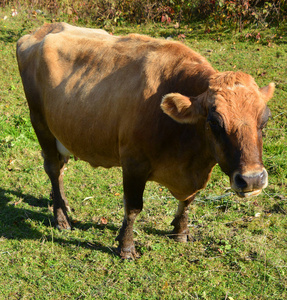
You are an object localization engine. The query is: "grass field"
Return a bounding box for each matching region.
[0,6,287,300]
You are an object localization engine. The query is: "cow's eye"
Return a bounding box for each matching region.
[207,114,224,131]
[209,118,220,127]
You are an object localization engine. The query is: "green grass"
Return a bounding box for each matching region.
[0,6,287,300]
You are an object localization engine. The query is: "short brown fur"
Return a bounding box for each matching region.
[16,23,274,258]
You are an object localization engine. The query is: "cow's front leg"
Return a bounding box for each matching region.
[116,162,148,259]
[170,195,195,242]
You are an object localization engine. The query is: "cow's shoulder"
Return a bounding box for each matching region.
[115,33,210,70]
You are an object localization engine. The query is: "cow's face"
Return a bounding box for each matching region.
[161,72,274,197]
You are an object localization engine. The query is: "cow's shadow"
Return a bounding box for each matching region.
[0,188,170,256]
[0,188,120,256]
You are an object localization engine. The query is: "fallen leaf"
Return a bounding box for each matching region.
[14,199,23,206]
[8,159,15,165]
[100,217,108,225]
[178,34,186,39]
[162,281,169,289]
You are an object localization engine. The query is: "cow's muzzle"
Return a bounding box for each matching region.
[231,168,268,198]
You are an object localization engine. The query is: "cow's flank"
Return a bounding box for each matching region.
[17,23,274,259]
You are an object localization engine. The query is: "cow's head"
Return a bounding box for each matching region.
[161,71,274,197]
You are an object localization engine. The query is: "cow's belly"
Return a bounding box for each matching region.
[57,136,121,168]
[47,114,121,168]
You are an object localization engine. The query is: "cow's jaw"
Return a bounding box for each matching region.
[230,168,268,198]
[235,189,262,198]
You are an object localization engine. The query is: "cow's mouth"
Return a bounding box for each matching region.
[230,169,268,198]
[234,189,262,198]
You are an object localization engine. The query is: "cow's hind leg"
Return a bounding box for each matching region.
[116,159,149,259]
[170,195,195,242]
[44,151,71,230]
[32,118,71,230]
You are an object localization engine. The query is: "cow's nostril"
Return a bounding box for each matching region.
[234,173,248,189]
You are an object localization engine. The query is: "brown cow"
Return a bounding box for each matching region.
[16,23,274,259]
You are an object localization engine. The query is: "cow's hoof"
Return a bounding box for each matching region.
[55,217,72,230]
[116,246,140,260]
[54,208,71,230]
[56,223,71,230]
[56,222,71,230]
[169,229,190,242]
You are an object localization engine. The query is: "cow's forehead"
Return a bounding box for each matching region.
[207,72,267,131]
[209,72,266,115]
[209,71,257,90]
[212,86,265,113]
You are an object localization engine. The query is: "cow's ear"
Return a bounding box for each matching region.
[260,82,275,103]
[161,92,206,124]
